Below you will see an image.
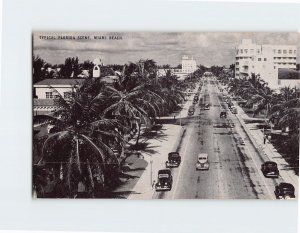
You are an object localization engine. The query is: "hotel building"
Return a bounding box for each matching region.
[235,39,297,88]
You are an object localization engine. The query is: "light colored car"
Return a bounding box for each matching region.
[231,106,237,114]
[196,153,209,170]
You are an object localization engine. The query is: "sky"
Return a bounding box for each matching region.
[33,32,300,67]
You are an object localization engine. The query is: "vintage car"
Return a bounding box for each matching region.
[237,137,245,145]
[166,152,181,168]
[155,169,173,191]
[196,153,209,170]
[261,161,279,178]
[231,106,238,114]
[204,104,210,110]
[274,183,295,199]
[188,106,195,116]
[220,111,227,118]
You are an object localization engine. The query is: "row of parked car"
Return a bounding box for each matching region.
[260,161,296,199]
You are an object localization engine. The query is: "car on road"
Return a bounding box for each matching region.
[193,99,198,104]
[220,111,227,118]
[155,169,173,191]
[188,106,195,116]
[196,153,209,170]
[236,137,245,145]
[204,104,210,110]
[274,183,295,199]
[261,161,279,178]
[166,152,181,168]
[231,106,237,114]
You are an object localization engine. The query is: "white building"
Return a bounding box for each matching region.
[235,39,297,89]
[181,55,197,74]
[33,79,85,115]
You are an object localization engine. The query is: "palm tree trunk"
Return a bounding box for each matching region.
[87,159,95,198]
[135,122,142,146]
[75,136,82,174]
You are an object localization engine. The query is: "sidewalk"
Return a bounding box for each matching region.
[126,125,185,199]
[113,84,199,199]
[234,102,299,196]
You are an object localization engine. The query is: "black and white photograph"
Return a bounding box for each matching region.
[32,32,299,199]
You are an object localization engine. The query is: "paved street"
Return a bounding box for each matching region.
[152,79,298,199]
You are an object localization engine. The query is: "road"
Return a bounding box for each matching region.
[153,78,287,199]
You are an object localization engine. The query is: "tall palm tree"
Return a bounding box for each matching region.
[33,84,125,198]
[103,83,159,146]
[270,87,300,133]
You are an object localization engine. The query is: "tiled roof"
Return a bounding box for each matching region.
[34,78,86,86]
[278,68,300,80]
[33,99,55,106]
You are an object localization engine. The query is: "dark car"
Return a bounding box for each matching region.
[220,111,227,118]
[155,169,173,191]
[166,152,181,168]
[261,161,279,178]
[188,106,195,116]
[274,183,295,199]
[194,96,199,101]
[204,104,210,110]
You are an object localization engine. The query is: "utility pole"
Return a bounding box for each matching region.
[150,159,153,188]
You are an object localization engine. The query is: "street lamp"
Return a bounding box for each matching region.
[150,159,153,188]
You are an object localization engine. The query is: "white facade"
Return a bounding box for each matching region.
[235,39,297,89]
[182,55,197,73]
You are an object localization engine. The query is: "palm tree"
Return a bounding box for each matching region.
[270,87,300,133]
[103,83,159,146]
[33,83,125,198]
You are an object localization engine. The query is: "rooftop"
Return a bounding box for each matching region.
[33,99,56,106]
[34,78,86,86]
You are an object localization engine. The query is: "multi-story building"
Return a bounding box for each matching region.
[235,39,297,89]
[181,55,197,74]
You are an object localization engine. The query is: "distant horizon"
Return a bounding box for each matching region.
[33,32,300,67]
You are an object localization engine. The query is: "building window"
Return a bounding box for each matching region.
[63,92,71,99]
[264,58,267,61]
[236,62,239,65]
[294,50,297,54]
[289,50,293,54]
[256,49,260,54]
[278,50,281,54]
[274,66,276,69]
[244,49,248,53]
[273,49,276,54]
[283,50,287,54]
[250,49,254,53]
[240,49,243,54]
[258,58,261,61]
[46,92,53,99]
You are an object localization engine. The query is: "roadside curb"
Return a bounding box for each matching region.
[235,104,298,197]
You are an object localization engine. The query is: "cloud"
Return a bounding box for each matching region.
[33,32,300,67]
